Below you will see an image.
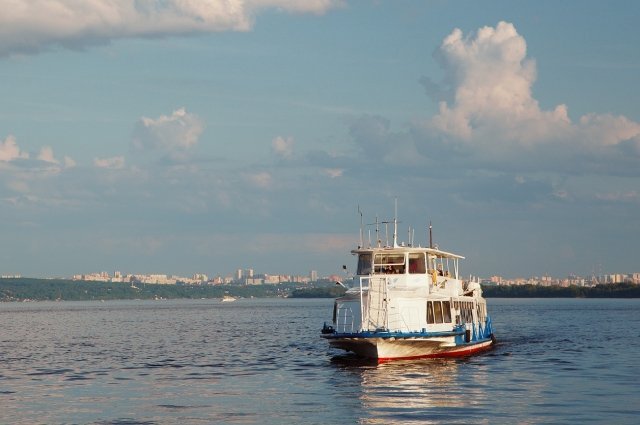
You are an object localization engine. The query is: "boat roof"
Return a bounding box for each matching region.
[351,245,465,260]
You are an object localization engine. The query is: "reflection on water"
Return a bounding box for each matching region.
[331,355,491,425]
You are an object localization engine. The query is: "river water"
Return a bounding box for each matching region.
[0,298,638,424]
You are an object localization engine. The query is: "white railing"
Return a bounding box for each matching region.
[336,305,355,333]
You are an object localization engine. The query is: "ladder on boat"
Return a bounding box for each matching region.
[365,276,388,331]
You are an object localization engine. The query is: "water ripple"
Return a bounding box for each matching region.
[0,298,639,424]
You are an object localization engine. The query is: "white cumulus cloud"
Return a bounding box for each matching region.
[272,136,294,159]
[132,108,204,153]
[419,21,640,166]
[0,0,343,57]
[0,135,29,162]
[37,146,59,164]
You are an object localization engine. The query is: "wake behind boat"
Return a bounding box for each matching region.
[321,207,495,362]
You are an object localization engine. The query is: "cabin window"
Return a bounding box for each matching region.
[442,301,451,323]
[427,301,453,324]
[408,253,426,274]
[373,254,405,274]
[427,301,435,324]
[461,301,474,323]
[433,301,443,323]
[356,254,372,275]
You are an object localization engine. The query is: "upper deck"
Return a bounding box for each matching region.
[351,245,464,281]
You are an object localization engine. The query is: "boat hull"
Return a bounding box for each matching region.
[325,335,494,362]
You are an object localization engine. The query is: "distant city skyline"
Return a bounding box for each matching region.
[1,1,639,279]
[3,266,636,288]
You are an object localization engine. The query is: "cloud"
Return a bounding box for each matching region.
[0,0,343,57]
[1,136,74,171]
[64,156,77,168]
[247,0,344,15]
[323,168,343,178]
[37,146,59,164]
[595,190,639,203]
[416,21,640,171]
[132,108,204,153]
[6,179,30,194]
[246,172,272,189]
[272,136,294,159]
[0,135,29,162]
[94,156,125,169]
[349,115,422,166]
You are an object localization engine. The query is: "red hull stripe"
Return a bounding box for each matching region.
[377,341,494,363]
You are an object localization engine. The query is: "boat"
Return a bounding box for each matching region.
[221,295,237,302]
[321,208,495,362]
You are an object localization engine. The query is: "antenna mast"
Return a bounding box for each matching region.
[429,221,433,249]
[358,205,363,248]
[393,197,398,248]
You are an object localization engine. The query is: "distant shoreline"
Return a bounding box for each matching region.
[290,283,640,299]
[481,282,640,298]
[2,278,639,302]
[0,278,294,302]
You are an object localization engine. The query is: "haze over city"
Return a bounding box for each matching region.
[1,1,638,279]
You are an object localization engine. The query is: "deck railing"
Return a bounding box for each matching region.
[336,305,355,333]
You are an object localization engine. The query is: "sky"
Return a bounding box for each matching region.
[1,0,639,279]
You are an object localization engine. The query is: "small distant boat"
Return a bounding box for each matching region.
[321,206,495,362]
[221,295,237,302]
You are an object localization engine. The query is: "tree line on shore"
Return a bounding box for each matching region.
[292,282,640,298]
[0,278,292,302]
[482,282,640,298]
[1,278,639,302]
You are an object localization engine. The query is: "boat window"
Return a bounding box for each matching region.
[433,301,443,324]
[442,301,451,323]
[408,253,426,274]
[466,302,473,322]
[373,254,405,274]
[427,255,437,272]
[462,302,469,323]
[356,254,372,275]
[427,301,434,324]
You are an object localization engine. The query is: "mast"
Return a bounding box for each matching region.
[429,221,433,249]
[393,197,398,248]
[358,205,363,248]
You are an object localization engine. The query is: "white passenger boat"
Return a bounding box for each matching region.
[322,209,495,362]
[221,295,237,302]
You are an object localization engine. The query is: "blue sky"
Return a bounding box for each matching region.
[1,1,639,279]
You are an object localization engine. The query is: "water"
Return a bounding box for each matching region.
[0,298,638,424]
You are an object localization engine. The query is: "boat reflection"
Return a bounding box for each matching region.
[331,354,490,424]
